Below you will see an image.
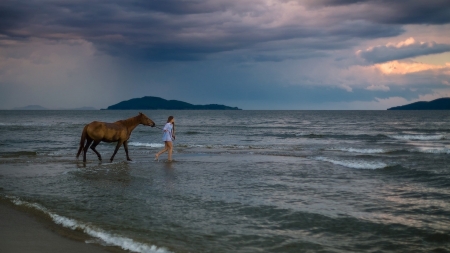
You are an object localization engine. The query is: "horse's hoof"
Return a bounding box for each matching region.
[127,159,132,161]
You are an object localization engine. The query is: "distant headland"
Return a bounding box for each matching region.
[387,97,450,110]
[104,96,242,110]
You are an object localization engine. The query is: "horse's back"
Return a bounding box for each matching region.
[86,121,126,141]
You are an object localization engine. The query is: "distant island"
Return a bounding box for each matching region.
[104,96,242,110]
[13,105,48,110]
[387,97,450,110]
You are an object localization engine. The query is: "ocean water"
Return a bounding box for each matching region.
[0,110,449,253]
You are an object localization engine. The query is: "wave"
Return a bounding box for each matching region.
[314,157,388,169]
[176,144,266,149]
[0,122,69,127]
[128,142,165,148]
[327,147,388,154]
[389,134,445,141]
[4,196,172,253]
[0,151,38,157]
[416,147,450,154]
[296,133,325,138]
[184,131,200,135]
[324,146,449,155]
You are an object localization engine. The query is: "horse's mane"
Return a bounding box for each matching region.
[116,114,141,127]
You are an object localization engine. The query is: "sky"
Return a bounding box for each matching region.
[1,0,450,110]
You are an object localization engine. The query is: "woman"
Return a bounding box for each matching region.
[155,116,175,162]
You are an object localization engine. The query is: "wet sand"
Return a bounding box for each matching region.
[0,203,112,253]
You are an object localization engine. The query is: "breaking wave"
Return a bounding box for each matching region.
[314,157,388,169]
[128,142,165,148]
[416,147,450,154]
[5,196,172,253]
[176,144,266,149]
[389,134,445,141]
[327,147,388,154]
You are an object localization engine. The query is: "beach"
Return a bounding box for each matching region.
[0,202,115,253]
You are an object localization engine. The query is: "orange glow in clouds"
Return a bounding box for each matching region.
[375,61,449,75]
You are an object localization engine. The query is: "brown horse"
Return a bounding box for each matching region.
[76,112,155,162]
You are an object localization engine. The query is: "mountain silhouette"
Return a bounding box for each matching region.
[105,96,241,110]
[388,98,450,110]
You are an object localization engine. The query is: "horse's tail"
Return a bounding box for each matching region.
[76,124,88,158]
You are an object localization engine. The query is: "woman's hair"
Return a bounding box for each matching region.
[167,116,175,133]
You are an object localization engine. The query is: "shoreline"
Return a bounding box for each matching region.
[0,201,124,253]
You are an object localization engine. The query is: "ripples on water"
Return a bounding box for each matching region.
[0,110,450,253]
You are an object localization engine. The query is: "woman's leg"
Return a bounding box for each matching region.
[167,141,173,161]
[155,142,169,160]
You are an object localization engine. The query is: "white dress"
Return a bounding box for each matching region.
[162,123,173,142]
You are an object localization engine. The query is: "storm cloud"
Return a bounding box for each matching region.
[303,0,450,25]
[0,0,449,109]
[1,0,439,61]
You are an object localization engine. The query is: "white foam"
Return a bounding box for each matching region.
[128,142,164,148]
[177,144,257,149]
[416,147,450,154]
[314,157,387,169]
[328,147,387,154]
[389,134,445,141]
[6,196,172,253]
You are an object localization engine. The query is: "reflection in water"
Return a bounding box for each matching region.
[164,161,176,190]
[76,160,102,169]
[74,161,132,188]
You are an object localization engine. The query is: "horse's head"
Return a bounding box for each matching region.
[139,112,156,127]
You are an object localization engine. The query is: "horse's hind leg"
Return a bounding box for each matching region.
[110,141,123,162]
[76,144,83,159]
[83,138,93,162]
[90,140,102,161]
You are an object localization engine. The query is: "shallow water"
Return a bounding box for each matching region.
[1,110,450,253]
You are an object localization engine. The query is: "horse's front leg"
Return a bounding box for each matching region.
[123,141,132,161]
[110,141,123,162]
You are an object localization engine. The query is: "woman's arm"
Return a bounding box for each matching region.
[163,123,170,132]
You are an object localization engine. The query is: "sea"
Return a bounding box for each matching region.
[0,110,449,253]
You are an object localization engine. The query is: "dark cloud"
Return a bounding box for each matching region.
[129,0,232,15]
[0,0,405,61]
[0,3,34,36]
[304,0,450,25]
[372,0,450,25]
[0,0,448,62]
[358,40,450,63]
